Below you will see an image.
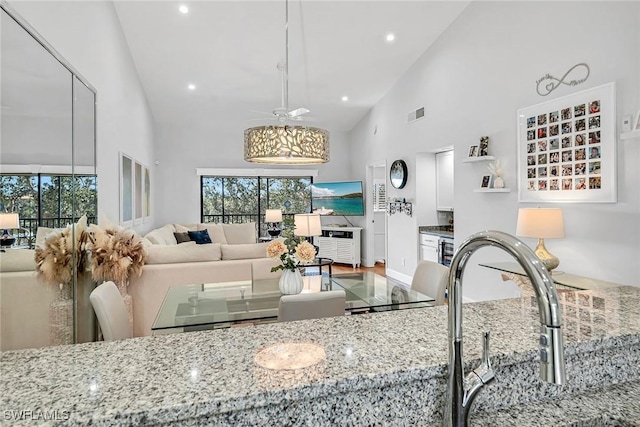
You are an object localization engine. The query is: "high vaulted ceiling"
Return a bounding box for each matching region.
[114,1,470,132]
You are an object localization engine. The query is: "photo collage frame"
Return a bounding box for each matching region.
[517,82,616,203]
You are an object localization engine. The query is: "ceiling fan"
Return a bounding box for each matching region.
[250,61,312,123]
[248,0,314,124]
[243,0,329,164]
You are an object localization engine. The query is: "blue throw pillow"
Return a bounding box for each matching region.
[187,229,212,245]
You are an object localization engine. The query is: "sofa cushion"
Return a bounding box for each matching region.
[173,232,191,244]
[222,222,256,244]
[145,224,177,245]
[188,229,212,245]
[175,223,198,233]
[145,242,221,264]
[221,242,269,260]
[0,249,36,272]
[198,223,227,244]
[35,227,59,248]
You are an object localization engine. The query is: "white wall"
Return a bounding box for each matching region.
[349,1,640,299]
[10,0,156,234]
[153,119,354,226]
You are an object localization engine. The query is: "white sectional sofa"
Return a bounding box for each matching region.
[0,249,55,351]
[0,248,95,351]
[128,222,281,337]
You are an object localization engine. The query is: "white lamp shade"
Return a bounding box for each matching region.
[516,208,565,239]
[294,214,322,237]
[0,213,20,229]
[265,209,283,223]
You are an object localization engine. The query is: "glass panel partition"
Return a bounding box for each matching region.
[0,2,97,350]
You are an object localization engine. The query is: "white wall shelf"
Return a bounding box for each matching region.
[462,155,495,163]
[473,188,511,193]
[620,130,640,141]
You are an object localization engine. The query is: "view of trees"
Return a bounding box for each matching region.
[0,174,97,236]
[201,176,312,230]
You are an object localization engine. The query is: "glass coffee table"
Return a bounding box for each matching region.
[151,272,435,335]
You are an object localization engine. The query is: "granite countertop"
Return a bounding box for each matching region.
[469,381,640,426]
[2,286,640,425]
[419,225,454,238]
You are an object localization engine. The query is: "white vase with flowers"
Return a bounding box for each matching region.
[266,238,316,295]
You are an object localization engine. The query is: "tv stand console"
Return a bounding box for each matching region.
[315,227,362,268]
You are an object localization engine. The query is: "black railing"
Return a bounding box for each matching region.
[16,216,98,247]
[202,213,297,237]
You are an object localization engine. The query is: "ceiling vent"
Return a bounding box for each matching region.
[407,107,425,124]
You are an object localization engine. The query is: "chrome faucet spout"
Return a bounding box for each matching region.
[443,231,566,427]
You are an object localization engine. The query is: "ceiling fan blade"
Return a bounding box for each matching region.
[287,107,310,118]
[249,109,276,117]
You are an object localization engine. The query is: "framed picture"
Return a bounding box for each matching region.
[468,145,478,157]
[481,175,493,188]
[119,152,134,226]
[516,82,616,203]
[143,166,151,221]
[134,161,143,224]
[479,136,489,156]
[634,111,640,131]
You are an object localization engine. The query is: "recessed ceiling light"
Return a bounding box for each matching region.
[179,5,189,14]
[341,96,349,102]
[385,33,395,43]
[187,84,196,90]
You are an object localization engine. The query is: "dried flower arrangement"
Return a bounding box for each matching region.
[89,224,147,286]
[35,215,91,287]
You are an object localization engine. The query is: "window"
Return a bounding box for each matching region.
[0,174,97,242]
[201,176,312,235]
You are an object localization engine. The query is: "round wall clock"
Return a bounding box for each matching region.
[389,160,408,189]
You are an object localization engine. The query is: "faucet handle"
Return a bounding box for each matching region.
[482,331,492,370]
[473,331,495,384]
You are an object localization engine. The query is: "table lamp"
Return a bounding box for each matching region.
[516,208,565,272]
[0,213,20,252]
[294,213,322,254]
[266,209,283,237]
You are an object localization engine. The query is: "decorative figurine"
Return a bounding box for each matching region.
[488,160,505,188]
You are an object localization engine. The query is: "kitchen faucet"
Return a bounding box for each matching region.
[443,231,566,426]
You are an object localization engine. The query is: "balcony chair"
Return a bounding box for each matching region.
[411,260,449,306]
[89,281,132,341]
[278,290,346,322]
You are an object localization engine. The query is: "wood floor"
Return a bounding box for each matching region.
[332,261,386,277]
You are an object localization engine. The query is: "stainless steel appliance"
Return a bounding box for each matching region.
[419,232,454,266]
[439,237,454,266]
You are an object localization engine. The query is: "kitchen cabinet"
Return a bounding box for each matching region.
[419,233,439,263]
[436,150,454,211]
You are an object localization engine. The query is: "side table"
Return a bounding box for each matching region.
[301,257,334,277]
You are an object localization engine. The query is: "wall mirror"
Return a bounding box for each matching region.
[0,1,97,350]
[389,159,408,189]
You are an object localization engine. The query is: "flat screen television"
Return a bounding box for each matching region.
[311,181,365,216]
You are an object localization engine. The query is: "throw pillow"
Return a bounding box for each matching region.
[198,223,228,244]
[222,222,256,244]
[174,223,197,233]
[35,227,58,248]
[173,232,191,244]
[145,224,177,245]
[188,229,212,245]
